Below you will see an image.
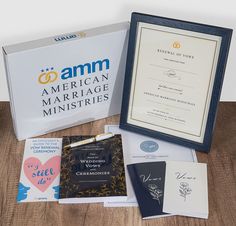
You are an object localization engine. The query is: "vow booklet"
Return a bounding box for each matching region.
[127,162,170,219]
[17,138,62,202]
[128,161,208,219]
[163,161,208,219]
[59,135,127,203]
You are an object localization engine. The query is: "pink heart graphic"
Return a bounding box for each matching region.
[23,156,61,192]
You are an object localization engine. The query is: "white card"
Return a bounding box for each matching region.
[17,138,62,202]
[103,125,197,207]
[163,161,208,219]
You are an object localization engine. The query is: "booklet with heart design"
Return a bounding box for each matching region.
[17,138,62,202]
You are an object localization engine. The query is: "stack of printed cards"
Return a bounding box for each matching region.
[17,138,62,202]
[128,161,208,219]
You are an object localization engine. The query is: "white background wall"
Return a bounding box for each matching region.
[0,0,235,101]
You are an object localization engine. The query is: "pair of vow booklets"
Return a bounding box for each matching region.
[18,125,208,219]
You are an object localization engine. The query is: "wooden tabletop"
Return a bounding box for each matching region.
[0,102,235,226]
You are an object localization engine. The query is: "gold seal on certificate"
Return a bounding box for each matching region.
[120,12,232,152]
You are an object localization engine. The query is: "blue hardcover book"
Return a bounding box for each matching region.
[127,162,171,219]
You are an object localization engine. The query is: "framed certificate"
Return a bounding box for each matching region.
[120,12,232,152]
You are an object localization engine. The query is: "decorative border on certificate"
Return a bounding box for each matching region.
[120,12,232,152]
[129,24,220,140]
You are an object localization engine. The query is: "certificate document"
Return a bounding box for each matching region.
[127,22,222,143]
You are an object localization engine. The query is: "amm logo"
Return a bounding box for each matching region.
[38,68,58,84]
[38,59,110,85]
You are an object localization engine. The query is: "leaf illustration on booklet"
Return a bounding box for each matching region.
[179,182,192,201]
[147,184,163,204]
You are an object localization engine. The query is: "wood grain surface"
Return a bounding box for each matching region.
[0,102,235,226]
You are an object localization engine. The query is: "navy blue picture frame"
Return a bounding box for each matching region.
[120,12,232,152]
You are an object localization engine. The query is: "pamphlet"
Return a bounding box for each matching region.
[17,138,62,202]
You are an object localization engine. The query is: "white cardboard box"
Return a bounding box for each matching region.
[3,22,129,140]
